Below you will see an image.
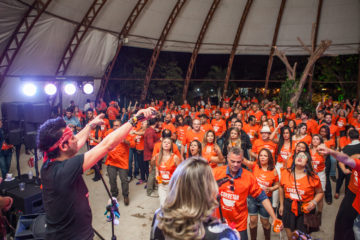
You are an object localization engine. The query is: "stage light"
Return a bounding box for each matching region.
[83,83,94,94]
[64,83,76,95]
[44,83,57,95]
[22,83,37,96]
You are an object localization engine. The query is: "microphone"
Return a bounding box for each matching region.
[136,110,157,121]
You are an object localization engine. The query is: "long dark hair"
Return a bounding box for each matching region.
[188,140,202,157]
[276,126,293,161]
[257,148,275,171]
[319,125,331,140]
[290,151,316,179]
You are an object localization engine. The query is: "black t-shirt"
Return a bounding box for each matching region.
[342,142,360,157]
[150,209,239,240]
[41,154,93,240]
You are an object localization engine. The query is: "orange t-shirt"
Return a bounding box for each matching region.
[105,133,131,170]
[339,136,351,149]
[310,149,325,172]
[88,128,102,146]
[211,119,226,137]
[213,166,263,231]
[292,135,312,147]
[135,133,144,151]
[280,170,321,202]
[202,143,218,168]
[152,141,181,159]
[348,169,358,194]
[277,143,293,164]
[163,122,176,134]
[251,139,277,160]
[176,125,188,144]
[324,138,335,149]
[317,124,339,140]
[156,153,177,184]
[243,124,259,144]
[285,112,296,120]
[200,123,214,133]
[336,117,347,133]
[184,129,205,146]
[106,106,119,121]
[221,108,232,119]
[251,164,279,197]
[352,159,360,214]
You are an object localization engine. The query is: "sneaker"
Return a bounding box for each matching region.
[136,180,144,185]
[92,177,100,182]
[147,192,159,198]
[144,184,147,189]
[86,169,95,175]
[124,196,129,206]
[127,176,132,182]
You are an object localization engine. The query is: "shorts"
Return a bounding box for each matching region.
[247,196,271,219]
[317,170,326,191]
[282,198,315,233]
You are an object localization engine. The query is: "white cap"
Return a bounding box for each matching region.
[260,126,271,133]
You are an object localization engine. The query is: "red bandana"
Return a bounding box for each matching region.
[43,127,73,163]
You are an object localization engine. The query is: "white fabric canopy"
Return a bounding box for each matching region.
[0,0,358,103]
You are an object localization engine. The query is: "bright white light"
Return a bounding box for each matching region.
[44,83,57,95]
[22,83,37,97]
[83,83,94,94]
[196,88,200,92]
[64,83,76,95]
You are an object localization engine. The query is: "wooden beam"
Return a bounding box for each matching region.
[264,0,286,95]
[140,0,187,102]
[182,0,221,101]
[223,0,253,97]
[55,0,107,76]
[0,0,52,88]
[97,0,149,100]
[307,0,323,98]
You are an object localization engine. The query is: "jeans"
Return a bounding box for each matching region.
[147,165,156,195]
[136,150,146,181]
[247,196,271,219]
[216,137,224,152]
[330,155,336,177]
[128,148,139,177]
[354,215,360,240]
[107,165,129,198]
[0,150,12,178]
[325,156,332,203]
[239,230,248,240]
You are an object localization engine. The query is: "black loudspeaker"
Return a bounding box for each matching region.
[15,213,46,240]
[23,103,50,124]
[7,182,43,214]
[24,132,37,149]
[1,102,24,121]
[8,129,23,146]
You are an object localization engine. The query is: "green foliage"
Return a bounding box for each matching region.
[315,55,358,99]
[275,78,297,110]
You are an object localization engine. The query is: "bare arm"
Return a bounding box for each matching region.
[279,186,285,216]
[261,198,277,224]
[317,144,356,169]
[83,108,155,172]
[76,114,105,151]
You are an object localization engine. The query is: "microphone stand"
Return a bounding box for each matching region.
[93,164,118,240]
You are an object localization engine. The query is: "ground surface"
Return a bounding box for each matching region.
[10,146,340,240]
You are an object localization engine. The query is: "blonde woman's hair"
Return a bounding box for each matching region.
[157,157,219,240]
[158,137,173,166]
[228,127,242,149]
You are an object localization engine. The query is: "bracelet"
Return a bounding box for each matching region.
[128,116,138,127]
[311,200,317,207]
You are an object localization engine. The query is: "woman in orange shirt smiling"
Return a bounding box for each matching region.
[201,130,224,168]
[292,123,312,147]
[242,148,279,240]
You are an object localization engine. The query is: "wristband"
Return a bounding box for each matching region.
[128,116,138,127]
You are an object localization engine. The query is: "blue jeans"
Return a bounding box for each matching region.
[330,155,336,177]
[216,137,224,152]
[247,196,271,219]
[135,150,146,181]
[354,215,360,240]
[0,150,12,178]
[128,148,139,177]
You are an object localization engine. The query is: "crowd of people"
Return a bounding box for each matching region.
[53,94,360,240]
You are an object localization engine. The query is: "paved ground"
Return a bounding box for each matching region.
[10,145,340,240]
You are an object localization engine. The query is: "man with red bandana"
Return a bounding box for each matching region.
[37,108,154,239]
[213,147,280,240]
